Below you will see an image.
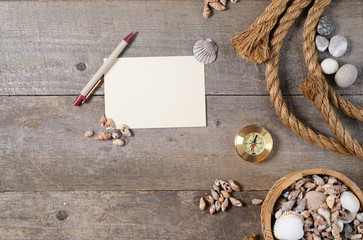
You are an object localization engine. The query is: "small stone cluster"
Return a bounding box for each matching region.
[84,114,133,146]
[199,179,242,215]
[315,16,358,88]
[273,174,363,240]
[202,0,237,19]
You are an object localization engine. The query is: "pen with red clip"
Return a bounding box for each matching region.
[73,32,134,106]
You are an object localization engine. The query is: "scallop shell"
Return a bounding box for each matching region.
[340,191,360,214]
[193,39,217,64]
[273,211,304,240]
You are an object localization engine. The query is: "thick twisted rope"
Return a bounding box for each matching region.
[231,0,362,160]
[265,0,351,155]
[301,0,363,159]
[230,0,290,63]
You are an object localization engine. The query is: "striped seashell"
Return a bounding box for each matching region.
[199,197,206,210]
[202,2,210,19]
[209,2,225,10]
[220,0,226,6]
[193,38,217,64]
[94,132,112,140]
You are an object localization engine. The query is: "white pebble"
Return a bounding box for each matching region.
[329,35,348,57]
[335,64,358,88]
[316,35,329,52]
[321,58,339,74]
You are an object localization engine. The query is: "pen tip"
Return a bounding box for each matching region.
[123,32,134,43]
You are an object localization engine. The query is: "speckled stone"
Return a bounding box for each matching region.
[335,64,358,88]
[321,58,339,74]
[329,35,348,57]
[317,16,333,36]
[316,35,329,52]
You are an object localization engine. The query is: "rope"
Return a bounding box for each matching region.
[231,0,363,160]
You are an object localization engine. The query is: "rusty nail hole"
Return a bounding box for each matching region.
[76,63,86,71]
[56,210,68,220]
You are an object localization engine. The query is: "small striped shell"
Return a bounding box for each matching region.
[193,38,217,64]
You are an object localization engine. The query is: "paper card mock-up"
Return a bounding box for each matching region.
[104,56,206,129]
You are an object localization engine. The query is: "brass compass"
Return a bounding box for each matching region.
[234,125,273,163]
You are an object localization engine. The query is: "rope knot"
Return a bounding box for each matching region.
[300,76,325,101]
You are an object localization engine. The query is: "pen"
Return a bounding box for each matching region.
[73,32,134,106]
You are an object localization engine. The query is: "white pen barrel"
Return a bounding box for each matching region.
[80,40,128,96]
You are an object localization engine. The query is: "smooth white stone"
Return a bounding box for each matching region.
[321,58,339,74]
[329,35,348,57]
[316,35,329,52]
[335,64,358,88]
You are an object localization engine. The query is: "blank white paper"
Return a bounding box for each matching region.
[104,56,206,129]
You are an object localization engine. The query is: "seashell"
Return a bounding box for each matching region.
[335,64,358,88]
[326,195,335,209]
[296,199,306,212]
[214,179,220,187]
[230,0,237,2]
[340,191,360,214]
[221,198,228,212]
[282,200,296,212]
[121,126,132,137]
[241,234,257,240]
[316,184,335,195]
[304,217,314,229]
[213,184,220,193]
[211,189,219,200]
[329,35,347,57]
[193,39,217,64]
[215,201,221,211]
[273,211,304,240]
[112,139,125,146]
[305,191,326,211]
[311,212,326,226]
[219,180,232,192]
[220,0,226,6]
[318,208,331,231]
[332,223,341,239]
[341,211,357,224]
[331,202,342,212]
[331,211,339,222]
[275,198,287,212]
[288,190,301,201]
[321,58,339,75]
[327,177,338,185]
[206,195,214,205]
[221,190,230,199]
[199,197,206,210]
[252,198,263,205]
[350,234,362,239]
[202,2,210,19]
[84,130,94,137]
[209,204,216,215]
[275,209,283,219]
[320,232,333,239]
[94,132,112,140]
[283,191,291,199]
[312,234,321,240]
[218,194,224,203]
[358,224,363,233]
[336,218,344,232]
[320,202,328,210]
[301,210,310,218]
[228,180,240,192]
[305,232,313,240]
[296,178,309,189]
[313,175,324,186]
[304,182,317,191]
[357,213,363,222]
[105,118,114,129]
[99,114,107,128]
[354,219,360,226]
[229,197,242,207]
[208,2,226,11]
[111,130,122,139]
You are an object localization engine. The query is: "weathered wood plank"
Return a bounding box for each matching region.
[0,1,361,96]
[0,190,267,240]
[1,95,362,191]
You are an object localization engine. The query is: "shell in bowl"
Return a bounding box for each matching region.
[261,168,363,240]
[193,38,217,64]
[273,211,304,240]
[340,191,360,214]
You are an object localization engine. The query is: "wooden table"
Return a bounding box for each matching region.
[0,1,362,239]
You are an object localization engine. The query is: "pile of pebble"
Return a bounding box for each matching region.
[315,16,358,88]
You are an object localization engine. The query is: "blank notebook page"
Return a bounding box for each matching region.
[104,56,206,129]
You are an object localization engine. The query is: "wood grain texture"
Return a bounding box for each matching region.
[0,0,361,96]
[1,95,362,191]
[0,190,267,240]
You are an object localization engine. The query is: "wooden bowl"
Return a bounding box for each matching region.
[261,168,363,240]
